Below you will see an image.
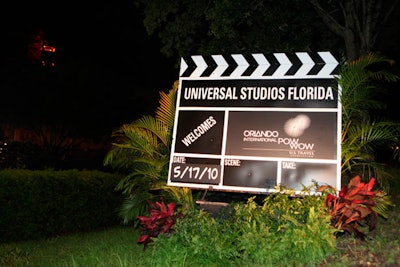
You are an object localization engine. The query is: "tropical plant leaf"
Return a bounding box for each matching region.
[338,53,400,188]
[136,198,178,250]
[104,81,193,223]
[156,80,178,134]
[320,175,393,239]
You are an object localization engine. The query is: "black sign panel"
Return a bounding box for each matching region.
[174,111,225,155]
[223,159,277,188]
[180,79,338,108]
[170,158,221,185]
[225,111,337,160]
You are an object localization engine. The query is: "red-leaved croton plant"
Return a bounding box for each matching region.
[137,198,177,250]
[318,175,392,239]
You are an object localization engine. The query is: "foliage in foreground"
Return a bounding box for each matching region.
[0,169,122,242]
[136,176,394,266]
[142,192,339,266]
[338,53,400,190]
[319,175,393,240]
[1,185,399,266]
[137,198,178,250]
[104,81,194,225]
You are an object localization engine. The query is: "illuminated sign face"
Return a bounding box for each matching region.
[168,52,341,194]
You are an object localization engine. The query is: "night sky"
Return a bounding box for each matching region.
[2,1,400,139]
[2,1,178,138]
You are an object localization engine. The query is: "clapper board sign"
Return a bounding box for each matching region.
[168,52,341,194]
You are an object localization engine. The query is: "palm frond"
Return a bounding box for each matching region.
[342,118,400,187]
[132,158,170,180]
[372,191,394,219]
[338,53,399,124]
[104,118,168,170]
[103,146,137,170]
[162,186,195,213]
[339,53,400,191]
[103,81,195,224]
[118,194,153,225]
[359,121,400,145]
[156,80,178,132]
[132,116,171,148]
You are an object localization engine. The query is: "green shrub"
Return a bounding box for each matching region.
[142,192,339,266]
[231,194,338,266]
[0,169,123,242]
[143,208,239,266]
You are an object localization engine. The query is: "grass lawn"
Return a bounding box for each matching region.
[0,226,148,267]
[318,199,400,266]
[1,202,400,267]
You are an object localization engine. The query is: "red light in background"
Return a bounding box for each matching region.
[42,45,56,52]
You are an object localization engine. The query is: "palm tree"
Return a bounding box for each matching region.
[104,81,193,224]
[338,53,400,191]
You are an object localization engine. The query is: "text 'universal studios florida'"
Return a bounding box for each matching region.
[182,85,334,101]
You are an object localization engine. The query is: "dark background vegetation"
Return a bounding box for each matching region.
[1,1,400,170]
[2,1,178,136]
[1,1,178,169]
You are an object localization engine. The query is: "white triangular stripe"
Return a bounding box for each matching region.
[190,55,208,77]
[318,52,339,77]
[250,53,270,77]
[179,57,188,77]
[230,54,249,77]
[294,52,315,77]
[180,52,339,78]
[272,53,292,77]
[210,55,228,78]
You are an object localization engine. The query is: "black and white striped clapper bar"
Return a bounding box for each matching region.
[180,52,339,79]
